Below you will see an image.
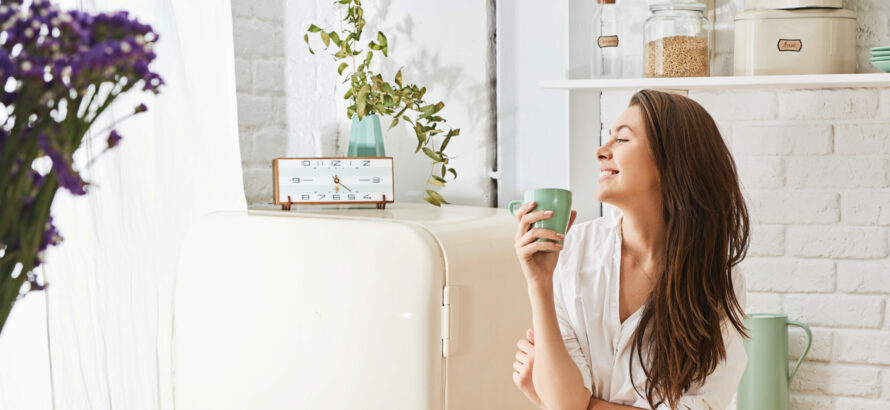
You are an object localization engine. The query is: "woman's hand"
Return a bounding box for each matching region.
[513,202,578,287]
[513,328,546,409]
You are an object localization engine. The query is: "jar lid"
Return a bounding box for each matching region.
[744,0,843,10]
[735,7,855,20]
[597,0,616,4]
[649,2,707,12]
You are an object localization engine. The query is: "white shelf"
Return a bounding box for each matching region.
[540,73,890,91]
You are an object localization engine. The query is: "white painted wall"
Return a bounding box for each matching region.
[234,0,496,207]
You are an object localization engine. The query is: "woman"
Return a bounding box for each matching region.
[511,89,749,410]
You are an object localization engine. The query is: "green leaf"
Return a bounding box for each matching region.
[422,147,442,162]
[428,177,445,187]
[426,189,450,205]
[435,171,446,181]
[338,62,349,75]
[448,168,457,180]
[378,32,389,56]
[368,41,380,50]
[304,34,314,54]
[330,32,341,46]
[389,118,399,130]
[395,69,402,87]
[308,24,323,33]
[344,87,354,100]
[441,134,452,151]
[423,192,442,207]
[321,31,330,47]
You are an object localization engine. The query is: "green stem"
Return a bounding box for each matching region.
[0,256,26,335]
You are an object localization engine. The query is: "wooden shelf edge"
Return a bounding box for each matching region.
[539,73,890,91]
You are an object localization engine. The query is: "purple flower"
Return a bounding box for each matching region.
[134,103,147,113]
[107,129,122,148]
[37,133,87,195]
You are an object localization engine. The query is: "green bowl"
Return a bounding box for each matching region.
[871,46,890,52]
[872,60,890,72]
[871,51,890,58]
[872,56,890,62]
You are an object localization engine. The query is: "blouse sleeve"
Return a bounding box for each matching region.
[553,251,594,396]
[656,271,749,410]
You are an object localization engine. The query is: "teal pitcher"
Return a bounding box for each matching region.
[737,313,812,410]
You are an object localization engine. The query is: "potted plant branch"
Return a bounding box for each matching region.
[304,0,459,207]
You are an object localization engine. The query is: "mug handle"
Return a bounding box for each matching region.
[508,200,524,217]
[786,320,812,383]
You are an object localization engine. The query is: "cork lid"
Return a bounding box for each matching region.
[598,0,616,4]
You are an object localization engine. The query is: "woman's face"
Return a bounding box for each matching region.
[595,105,661,207]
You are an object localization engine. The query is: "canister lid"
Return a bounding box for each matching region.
[744,0,843,10]
[735,7,856,20]
[597,0,616,4]
[649,2,706,12]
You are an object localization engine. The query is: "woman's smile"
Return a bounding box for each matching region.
[599,168,619,182]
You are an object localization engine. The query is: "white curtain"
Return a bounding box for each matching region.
[0,0,246,408]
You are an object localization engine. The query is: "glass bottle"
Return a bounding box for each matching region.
[644,2,712,78]
[590,0,622,78]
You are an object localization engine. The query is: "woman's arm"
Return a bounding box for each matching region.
[528,283,591,410]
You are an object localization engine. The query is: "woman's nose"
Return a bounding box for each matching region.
[596,144,611,160]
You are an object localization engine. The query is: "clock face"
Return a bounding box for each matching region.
[273,157,395,204]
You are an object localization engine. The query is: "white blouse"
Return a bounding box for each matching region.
[552,211,748,410]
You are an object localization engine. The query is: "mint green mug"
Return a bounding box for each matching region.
[737,313,812,410]
[508,188,572,248]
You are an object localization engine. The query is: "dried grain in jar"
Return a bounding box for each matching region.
[644,2,712,78]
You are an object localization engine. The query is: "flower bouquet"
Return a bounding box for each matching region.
[0,0,163,333]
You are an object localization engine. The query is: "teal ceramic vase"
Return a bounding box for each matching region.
[347,114,385,157]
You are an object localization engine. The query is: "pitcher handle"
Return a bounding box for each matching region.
[786,320,812,383]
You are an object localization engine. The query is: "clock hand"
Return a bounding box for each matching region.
[338,182,353,192]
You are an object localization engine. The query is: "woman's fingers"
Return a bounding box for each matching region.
[513,360,525,373]
[517,227,564,248]
[517,239,563,258]
[517,338,534,353]
[513,201,536,223]
[526,328,535,344]
[515,350,528,364]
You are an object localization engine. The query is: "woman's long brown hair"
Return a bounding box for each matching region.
[627,89,749,408]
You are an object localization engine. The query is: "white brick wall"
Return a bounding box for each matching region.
[702,87,890,408]
[231,0,287,205]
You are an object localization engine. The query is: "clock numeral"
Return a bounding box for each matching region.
[317,194,325,200]
[291,177,300,183]
[332,194,341,200]
[373,177,380,183]
[332,160,341,166]
[348,194,355,200]
[301,194,310,200]
[363,194,372,200]
[362,160,371,166]
[301,160,310,166]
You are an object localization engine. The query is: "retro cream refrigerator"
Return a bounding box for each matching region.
[173,203,539,409]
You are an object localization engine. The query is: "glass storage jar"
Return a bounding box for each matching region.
[644,2,712,78]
